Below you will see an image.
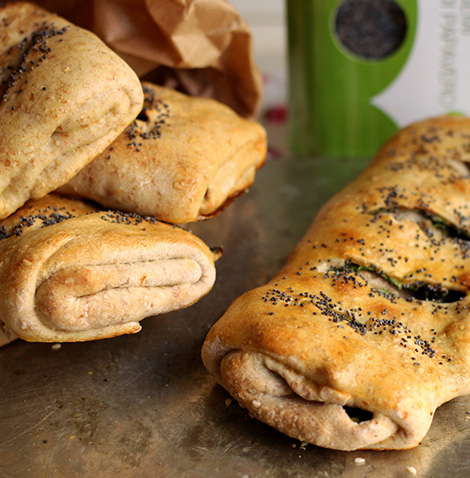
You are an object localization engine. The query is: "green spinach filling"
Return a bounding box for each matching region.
[341,261,465,303]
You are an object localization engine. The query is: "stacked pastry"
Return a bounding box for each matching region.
[0,2,267,344]
[202,116,470,450]
[0,0,144,218]
[58,82,267,224]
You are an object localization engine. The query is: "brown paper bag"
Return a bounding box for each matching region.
[35,0,263,118]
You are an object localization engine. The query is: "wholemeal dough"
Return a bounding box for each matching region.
[58,82,267,224]
[0,2,143,219]
[0,194,217,342]
[202,116,470,450]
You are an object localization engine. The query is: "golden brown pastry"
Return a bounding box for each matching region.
[0,194,217,342]
[0,2,143,220]
[58,82,267,224]
[202,116,470,450]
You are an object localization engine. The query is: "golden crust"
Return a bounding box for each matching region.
[202,116,470,450]
[0,2,144,219]
[0,193,217,342]
[58,82,267,224]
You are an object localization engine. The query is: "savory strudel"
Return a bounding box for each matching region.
[0,194,217,342]
[58,82,267,224]
[202,116,470,450]
[0,1,143,219]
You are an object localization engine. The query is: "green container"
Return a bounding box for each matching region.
[287,0,469,157]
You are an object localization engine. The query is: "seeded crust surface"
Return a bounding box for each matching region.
[0,1,144,220]
[58,82,267,224]
[0,193,217,342]
[202,116,470,450]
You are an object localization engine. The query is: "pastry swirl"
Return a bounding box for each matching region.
[202,116,470,450]
[0,194,217,342]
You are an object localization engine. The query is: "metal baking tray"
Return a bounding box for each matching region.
[1,156,469,477]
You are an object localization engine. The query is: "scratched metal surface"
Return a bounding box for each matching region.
[1,156,470,478]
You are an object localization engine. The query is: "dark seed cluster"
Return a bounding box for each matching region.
[0,205,75,241]
[123,85,171,152]
[0,201,167,242]
[99,210,159,227]
[2,21,69,103]
[261,280,451,367]
[350,203,470,282]
[334,0,407,60]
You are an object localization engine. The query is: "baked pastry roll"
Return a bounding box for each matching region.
[0,2,143,219]
[202,116,470,450]
[0,194,217,343]
[58,82,267,224]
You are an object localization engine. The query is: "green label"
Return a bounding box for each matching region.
[287,0,418,157]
